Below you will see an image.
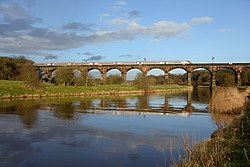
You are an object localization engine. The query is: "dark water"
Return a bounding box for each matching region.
[0,89,218,167]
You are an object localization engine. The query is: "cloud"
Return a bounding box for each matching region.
[0,3,41,34]
[78,52,94,56]
[119,54,133,58]
[63,22,94,31]
[115,0,127,6]
[109,0,127,11]
[80,52,105,61]
[86,55,104,61]
[44,54,58,60]
[105,18,129,25]
[99,13,112,18]
[0,3,213,59]
[149,21,190,39]
[190,16,213,24]
[128,10,140,17]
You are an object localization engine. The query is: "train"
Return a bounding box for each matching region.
[34,60,192,66]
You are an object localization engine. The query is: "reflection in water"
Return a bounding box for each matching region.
[51,103,75,120]
[210,112,235,128]
[0,104,39,128]
[0,89,232,167]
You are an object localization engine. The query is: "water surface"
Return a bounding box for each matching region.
[0,89,217,167]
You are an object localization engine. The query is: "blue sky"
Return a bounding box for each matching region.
[0,0,250,63]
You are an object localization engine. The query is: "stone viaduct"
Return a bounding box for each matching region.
[35,62,250,87]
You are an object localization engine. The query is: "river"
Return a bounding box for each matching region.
[0,88,224,167]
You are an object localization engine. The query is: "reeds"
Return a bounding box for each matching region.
[174,134,231,167]
[173,89,250,167]
[209,87,246,114]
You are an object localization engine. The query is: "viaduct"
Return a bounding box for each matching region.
[35,62,250,87]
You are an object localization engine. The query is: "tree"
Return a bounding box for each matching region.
[169,73,187,85]
[54,67,74,86]
[215,69,235,86]
[0,56,35,81]
[105,74,123,85]
[154,75,166,85]
[192,70,211,87]
[19,63,40,88]
[133,73,154,91]
[241,68,250,85]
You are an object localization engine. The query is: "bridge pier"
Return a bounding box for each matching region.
[163,94,169,110]
[187,72,192,86]
[121,72,126,82]
[237,72,241,87]
[212,72,216,87]
[101,72,106,83]
[164,72,169,84]
[44,68,53,82]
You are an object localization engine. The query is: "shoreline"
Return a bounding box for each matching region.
[0,86,193,100]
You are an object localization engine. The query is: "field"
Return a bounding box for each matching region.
[0,80,191,98]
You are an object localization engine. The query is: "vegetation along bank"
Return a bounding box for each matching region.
[175,87,250,167]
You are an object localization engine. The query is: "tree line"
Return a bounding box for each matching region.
[1,57,250,88]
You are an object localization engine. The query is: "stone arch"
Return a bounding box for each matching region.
[146,67,165,74]
[105,68,124,84]
[73,68,82,77]
[88,69,102,79]
[191,68,212,87]
[146,68,166,85]
[37,68,46,80]
[146,68,165,76]
[214,67,238,86]
[168,67,190,86]
[41,67,57,82]
[106,68,122,77]
[241,67,250,86]
[126,68,143,80]
[168,67,188,73]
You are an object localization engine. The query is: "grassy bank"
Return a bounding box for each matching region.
[175,88,250,167]
[0,80,191,99]
[176,104,250,167]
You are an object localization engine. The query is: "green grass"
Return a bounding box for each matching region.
[0,80,37,95]
[0,80,190,98]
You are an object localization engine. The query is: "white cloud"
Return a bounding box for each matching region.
[0,2,213,58]
[105,18,130,25]
[190,16,213,24]
[115,0,127,6]
[149,21,190,39]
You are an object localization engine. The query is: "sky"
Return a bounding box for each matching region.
[0,0,250,63]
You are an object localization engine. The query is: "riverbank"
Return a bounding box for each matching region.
[175,100,250,167]
[0,80,192,99]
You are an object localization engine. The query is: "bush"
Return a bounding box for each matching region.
[19,63,40,88]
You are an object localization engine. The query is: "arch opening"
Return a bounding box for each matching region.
[215,68,237,86]
[106,69,123,85]
[168,68,187,85]
[241,68,250,86]
[88,69,101,79]
[147,68,165,85]
[126,69,142,81]
[106,69,121,77]
[191,68,212,87]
